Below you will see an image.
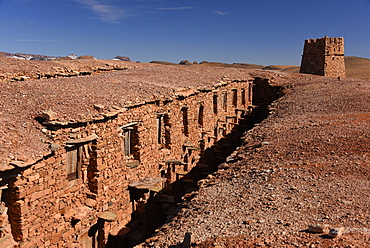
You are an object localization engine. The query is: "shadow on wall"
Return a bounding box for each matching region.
[106,79,282,248]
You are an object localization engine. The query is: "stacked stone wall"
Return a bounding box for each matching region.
[300,36,345,77]
[5,79,255,247]
[302,38,326,56]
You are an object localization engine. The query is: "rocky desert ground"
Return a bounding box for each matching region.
[138,75,370,247]
[0,56,369,247]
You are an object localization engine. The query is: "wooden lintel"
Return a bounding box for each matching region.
[165,159,185,165]
[201,131,212,134]
[125,160,140,168]
[121,122,139,129]
[176,171,187,175]
[66,134,98,144]
[187,146,200,150]
[10,160,36,168]
[155,111,168,116]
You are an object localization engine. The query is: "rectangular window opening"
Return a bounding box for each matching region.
[222,91,227,111]
[181,106,189,136]
[213,94,218,114]
[164,114,171,148]
[66,145,83,181]
[66,135,98,195]
[157,114,171,147]
[248,82,253,105]
[157,115,163,144]
[232,89,238,107]
[241,88,246,106]
[121,122,140,160]
[198,104,204,127]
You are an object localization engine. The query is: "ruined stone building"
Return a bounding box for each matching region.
[0,63,278,248]
[300,36,346,77]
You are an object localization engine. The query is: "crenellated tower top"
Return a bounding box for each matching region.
[300,36,345,77]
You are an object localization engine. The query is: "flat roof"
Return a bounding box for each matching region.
[1,59,267,169]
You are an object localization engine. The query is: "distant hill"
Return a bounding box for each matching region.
[0,52,94,61]
[151,57,370,81]
[2,51,369,81]
[150,61,178,65]
[345,56,370,81]
[262,56,370,81]
[150,60,265,70]
[0,51,59,61]
[115,56,131,61]
[263,65,300,72]
[199,61,265,70]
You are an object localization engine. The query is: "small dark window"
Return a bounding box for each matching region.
[241,88,246,106]
[164,114,171,148]
[214,126,218,140]
[198,104,204,127]
[123,129,132,156]
[232,89,237,107]
[222,91,227,111]
[181,106,189,136]
[157,114,171,147]
[248,83,253,105]
[66,145,83,180]
[121,122,139,158]
[213,93,218,114]
[157,114,164,144]
[66,135,98,193]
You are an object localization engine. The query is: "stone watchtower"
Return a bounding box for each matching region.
[300,36,345,77]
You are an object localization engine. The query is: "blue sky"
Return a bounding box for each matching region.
[0,0,369,65]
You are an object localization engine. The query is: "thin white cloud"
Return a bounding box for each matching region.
[157,7,195,11]
[212,11,230,16]
[73,0,126,23]
[15,39,63,42]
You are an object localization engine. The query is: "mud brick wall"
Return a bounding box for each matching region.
[300,36,345,77]
[5,79,254,247]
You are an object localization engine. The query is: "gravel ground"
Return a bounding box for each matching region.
[0,57,270,171]
[2,57,369,247]
[139,77,370,247]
